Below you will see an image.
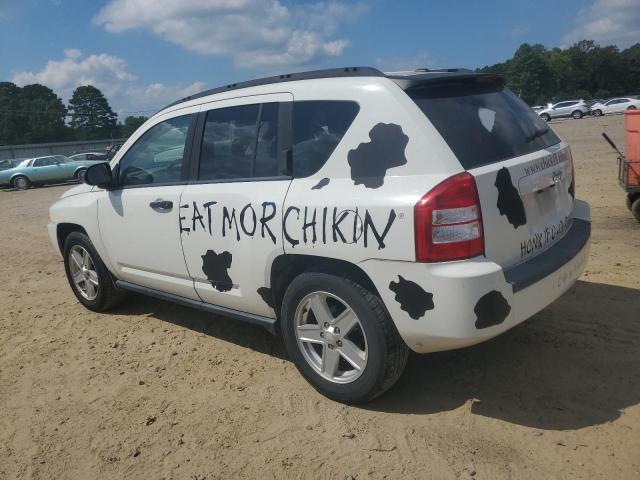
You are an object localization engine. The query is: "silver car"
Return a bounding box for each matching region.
[538,100,591,121]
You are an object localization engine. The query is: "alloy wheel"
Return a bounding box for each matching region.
[69,245,99,300]
[294,291,368,384]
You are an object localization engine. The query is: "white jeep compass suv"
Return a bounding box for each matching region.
[48,67,591,403]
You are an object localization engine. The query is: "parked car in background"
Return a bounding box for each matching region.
[591,98,640,116]
[0,155,107,190]
[69,152,104,162]
[0,158,27,171]
[538,100,591,121]
[531,105,545,113]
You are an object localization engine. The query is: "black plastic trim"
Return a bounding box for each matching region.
[164,67,384,110]
[504,219,590,293]
[115,280,278,334]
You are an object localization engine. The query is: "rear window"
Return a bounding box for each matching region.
[408,81,560,169]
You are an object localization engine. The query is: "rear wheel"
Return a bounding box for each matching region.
[572,110,583,119]
[74,168,87,181]
[632,198,640,222]
[12,175,31,190]
[593,109,602,117]
[540,113,551,122]
[281,272,408,403]
[628,105,637,111]
[63,232,125,311]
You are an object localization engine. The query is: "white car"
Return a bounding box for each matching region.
[591,97,640,116]
[48,67,591,402]
[538,100,591,121]
[68,152,105,162]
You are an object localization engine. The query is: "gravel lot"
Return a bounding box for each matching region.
[1,114,639,479]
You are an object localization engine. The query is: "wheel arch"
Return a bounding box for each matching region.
[10,173,31,184]
[57,223,88,254]
[269,254,381,316]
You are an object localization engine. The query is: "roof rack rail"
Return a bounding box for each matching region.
[163,66,385,110]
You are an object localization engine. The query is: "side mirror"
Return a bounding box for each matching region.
[83,162,114,189]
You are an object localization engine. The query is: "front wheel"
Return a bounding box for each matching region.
[74,168,87,181]
[281,272,409,403]
[572,110,584,119]
[63,232,125,311]
[540,113,551,122]
[12,175,31,190]
[593,109,602,117]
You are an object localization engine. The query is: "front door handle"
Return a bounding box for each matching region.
[149,199,173,211]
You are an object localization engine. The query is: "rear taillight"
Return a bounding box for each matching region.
[414,172,484,262]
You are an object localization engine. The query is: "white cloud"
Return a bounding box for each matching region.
[563,0,640,48]
[11,50,205,118]
[94,0,365,69]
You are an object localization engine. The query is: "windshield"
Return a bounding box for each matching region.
[408,83,560,169]
[17,159,32,167]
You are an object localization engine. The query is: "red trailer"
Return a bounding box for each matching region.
[604,110,640,222]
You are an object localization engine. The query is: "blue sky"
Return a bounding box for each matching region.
[1,0,638,116]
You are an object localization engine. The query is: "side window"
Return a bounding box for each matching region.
[198,103,280,180]
[118,114,192,187]
[291,101,360,178]
[34,158,52,167]
[619,99,630,104]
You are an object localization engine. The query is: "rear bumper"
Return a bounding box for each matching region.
[360,200,591,353]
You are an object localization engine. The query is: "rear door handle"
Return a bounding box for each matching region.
[149,199,173,211]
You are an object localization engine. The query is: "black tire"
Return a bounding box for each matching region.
[63,231,126,311]
[572,110,583,119]
[540,113,551,122]
[593,109,602,117]
[631,197,640,223]
[12,175,31,190]
[628,105,637,111]
[74,168,87,181]
[281,272,409,403]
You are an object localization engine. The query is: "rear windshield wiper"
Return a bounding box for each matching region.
[525,127,550,143]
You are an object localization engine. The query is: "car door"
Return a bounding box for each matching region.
[31,157,59,182]
[614,99,630,113]
[96,110,200,299]
[179,93,293,317]
[551,102,568,117]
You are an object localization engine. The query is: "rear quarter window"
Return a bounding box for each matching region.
[409,82,560,169]
[292,101,359,177]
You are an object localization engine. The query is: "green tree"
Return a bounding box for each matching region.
[121,115,149,137]
[68,85,117,139]
[507,43,551,104]
[0,82,67,145]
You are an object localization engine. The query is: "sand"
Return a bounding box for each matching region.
[1,113,639,479]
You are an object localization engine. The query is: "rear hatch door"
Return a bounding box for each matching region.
[405,74,574,269]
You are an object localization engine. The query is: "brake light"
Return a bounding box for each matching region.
[414,172,484,262]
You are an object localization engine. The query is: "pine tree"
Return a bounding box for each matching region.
[68,85,117,139]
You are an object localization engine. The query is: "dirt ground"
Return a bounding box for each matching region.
[1,114,639,480]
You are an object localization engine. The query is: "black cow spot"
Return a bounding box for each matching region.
[257,287,274,308]
[311,177,330,190]
[201,250,233,292]
[495,167,527,228]
[348,123,409,189]
[474,290,511,329]
[389,275,434,320]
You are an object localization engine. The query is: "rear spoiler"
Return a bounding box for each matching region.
[388,72,506,94]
